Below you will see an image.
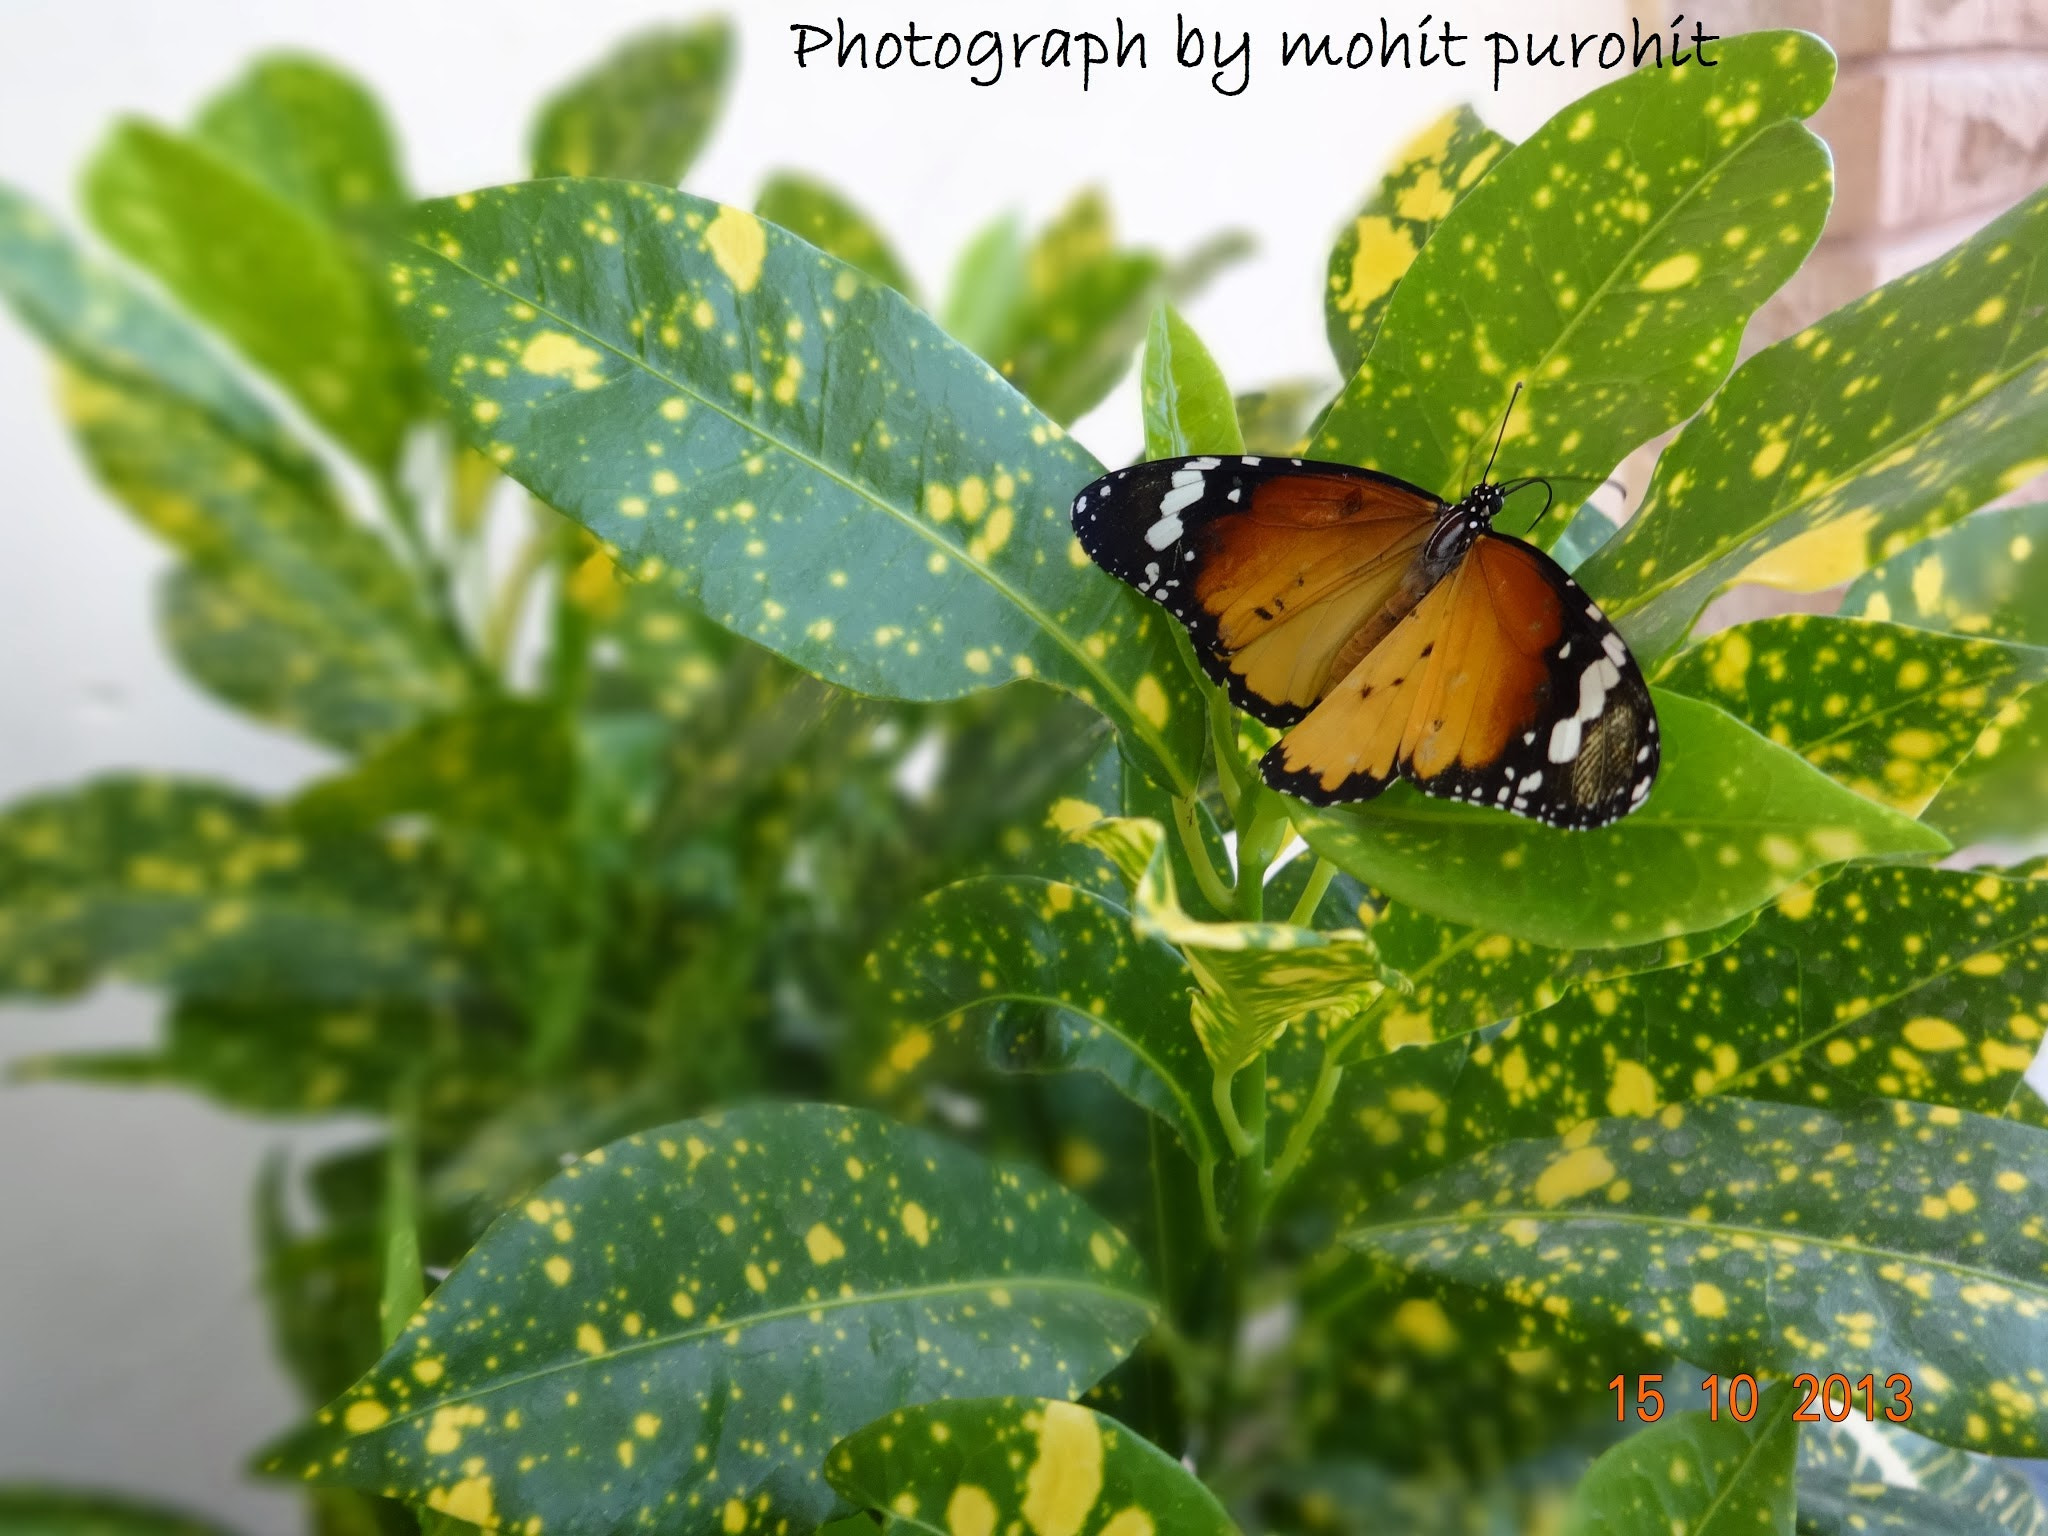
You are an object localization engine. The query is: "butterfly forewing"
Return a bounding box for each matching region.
[1071,456,1660,829]
[1071,456,1440,725]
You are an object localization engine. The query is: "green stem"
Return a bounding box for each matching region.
[1267,1042,1344,1198]
[378,473,483,684]
[1207,685,1247,804]
[1173,795,1237,914]
[1202,1052,1268,1468]
[1211,1066,1255,1158]
[1233,796,1290,922]
[1286,857,1338,929]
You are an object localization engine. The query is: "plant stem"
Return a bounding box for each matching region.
[1286,857,1338,928]
[1207,685,1247,804]
[378,471,484,684]
[1173,795,1237,914]
[1202,1053,1267,1469]
[1267,1041,1343,1198]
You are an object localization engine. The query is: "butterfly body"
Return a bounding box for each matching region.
[1071,455,1658,829]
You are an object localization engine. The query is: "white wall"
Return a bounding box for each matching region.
[0,2,1624,1526]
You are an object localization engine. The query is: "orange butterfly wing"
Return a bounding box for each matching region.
[1262,533,1659,827]
[1070,457,1439,725]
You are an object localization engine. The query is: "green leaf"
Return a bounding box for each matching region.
[379,1120,426,1348]
[983,190,1251,427]
[1079,818,1399,1076]
[941,213,1027,362]
[83,120,411,469]
[158,560,462,751]
[1846,503,2048,647]
[825,1397,1236,1536]
[270,1103,1154,1536]
[1295,691,1947,951]
[1325,105,1512,377]
[1845,504,2048,845]
[13,995,513,1122]
[54,363,464,750]
[1658,615,2048,816]
[388,181,1204,796]
[1562,1387,1797,1535]
[1584,184,2048,662]
[531,19,733,183]
[1312,32,1833,525]
[1799,1421,2048,1536]
[1349,1096,2048,1456]
[0,1489,241,1536]
[193,54,408,226]
[0,776,457,1001]
[292,700,576,833]
[864,875,1219,1167]
[1141,304,1243,459]
[1231,379,1326,457]
[756,171,917,301]
[0,184,313,473]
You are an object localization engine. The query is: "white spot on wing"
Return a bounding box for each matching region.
[1548,716,1583,763]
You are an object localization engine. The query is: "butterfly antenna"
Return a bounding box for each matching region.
[1500,475,1557,533]
[1483,382,1522,486]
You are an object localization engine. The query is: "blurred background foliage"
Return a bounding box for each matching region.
[0,18,1255,1534]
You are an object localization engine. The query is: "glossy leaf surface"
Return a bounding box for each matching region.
[389,181,1204,795]
[1585,185,2048,661]
[1562,1389,1797,1535]
[273,1104,1154,1536]
[1351,1097,2048,1455]
[1295,692,1946,951]
[826,1398,1235,1536]
[1658,615,2048,816]
[864,875,1216,1165]
[1314,32,1833,523]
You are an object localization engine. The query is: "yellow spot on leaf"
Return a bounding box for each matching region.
[900,1202,931,1246]
[1534,1146,1615,1207]
[1606,1060,1660,1117]
[427,1478,495,1528]
[1691,1282,1728,1319]
[1023,1402,1104,1536]
[947,1484,998,1536]
[705,207,767,293]
[577,1323,605,1356]
[805,1223,846,1265]
[1639,253,1701,292]
[344,1398,391,1433]
[1343,217,1418,313]
[520,331,605,390]
[1390,1297,1457,1355]
[1903,1017,1967,1052]
[1099,1512,1155,1536]
[1133,676,1169,729]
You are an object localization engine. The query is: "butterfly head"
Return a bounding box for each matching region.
[1424,481,1505,565]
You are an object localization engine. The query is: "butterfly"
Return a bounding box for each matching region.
[1069,429,1659,829]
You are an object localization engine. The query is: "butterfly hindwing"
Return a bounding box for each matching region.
[1261,532,1659,828]
[1071,456,1440,726]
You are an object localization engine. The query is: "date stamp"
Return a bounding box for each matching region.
[1608,1372,1914,1423]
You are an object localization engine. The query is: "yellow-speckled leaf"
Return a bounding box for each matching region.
[1846,504,2048,846]
[1349,1097,2048,1455]
[1078,818,1399,1074]
[756,171,917,303]
[0,184,312,474]
[0,1489,241,1536]
[1296,692,1946,951]
[1299,864,2048,1241]
[0,777,459,1002]
[864,875,1217,1165]
[1585,185,2048,662]
[15,995,515,1124]
[57,364,464,750]
[1231,379,1326,458]
[1658,615,2048,816]
[1325,104,1512,377]
[1562,1388,1798,1535]
[826,1397,1235,1536]
[194,54,408,227]
[1314,32,1833,529]
[531,19,732,184]
[387,180,1204,796]
[83,121,412,470]
[1800,1420,2048,1536]
[268,1103,1155,1536]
